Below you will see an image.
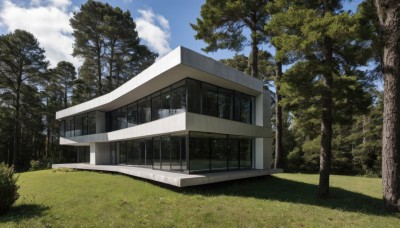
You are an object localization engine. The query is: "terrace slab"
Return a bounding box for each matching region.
[52,163,282,187]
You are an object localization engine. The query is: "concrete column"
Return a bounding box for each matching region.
[90,142,110,165]
[254,89,273,169]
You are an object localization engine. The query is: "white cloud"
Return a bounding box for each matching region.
[135,9,171,57]
[0,0,80,69]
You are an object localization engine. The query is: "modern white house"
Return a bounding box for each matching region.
[53,46,277,187]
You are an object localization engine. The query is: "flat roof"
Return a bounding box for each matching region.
[52,163,282,187]
[56,46,264,120]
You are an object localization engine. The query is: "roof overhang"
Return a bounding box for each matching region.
[56,46,263,120]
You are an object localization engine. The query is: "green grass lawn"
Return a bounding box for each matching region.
[1,170,399,227]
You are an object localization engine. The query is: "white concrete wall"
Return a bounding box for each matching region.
[254,89,273,169]
[186,112,270,138]
[90,142,110,165]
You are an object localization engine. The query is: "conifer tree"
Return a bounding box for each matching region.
[0,30,48,168]
[374,0,400,212]
[268,0,372,197]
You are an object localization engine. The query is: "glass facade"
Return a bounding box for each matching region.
[61,78,257,174]
[60,112,96,137]
[60,78,255,137]
[106,78,255,132]
[188,132,253,173]
[77,146,90,163]
[107,132,253,174]
[110,133,188,172]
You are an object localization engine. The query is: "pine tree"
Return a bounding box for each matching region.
[70,0,157,96]
[269,0,372,197]
[374,0,400,212]
[191,0,271,78]
[0,30,48,168]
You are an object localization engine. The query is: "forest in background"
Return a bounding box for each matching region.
[0,0,390,177]
[2,0,399,212]
[0,0,157,169]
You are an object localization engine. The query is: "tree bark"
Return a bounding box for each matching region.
[250,30,259,78]
[375,0,400,212]
[64,73,68,109]
[108,41,115,92]
[274,61,283,169]
[12,77,21,168]
[318,35,333,198]
[96,40,102,96]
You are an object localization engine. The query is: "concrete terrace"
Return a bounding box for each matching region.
[52,163,282,187]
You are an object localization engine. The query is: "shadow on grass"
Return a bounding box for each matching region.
[77,170,398,217]
[0,204,50,223]
[167,175,398,218]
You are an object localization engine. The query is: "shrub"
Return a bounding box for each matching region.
[0,162,20,215]
[29,159,51,171]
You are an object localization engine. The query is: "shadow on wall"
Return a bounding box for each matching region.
[0,204,50,223]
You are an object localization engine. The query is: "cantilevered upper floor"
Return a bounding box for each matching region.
[56,46,272,145]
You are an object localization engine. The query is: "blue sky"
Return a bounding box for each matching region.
[0,0,364,69]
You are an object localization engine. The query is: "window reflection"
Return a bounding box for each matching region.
[61,78,255,137]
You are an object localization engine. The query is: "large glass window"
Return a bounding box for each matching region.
[189,132,210,172]
[88,112,96,134]
[119,141,127,165]
[151,92,161,121]
[144,138,153,168]
[202,83,218,117]
[161,136,171,170]
[104,133,252,173]
[62,78,256,138]
[181,137,187,171]
[240,94,252,124]
[134,140,141,165]
[218,88,233,120]
[171,136,186,171]
[138,98,151,124]
[82,115,88,135]
[66,118,74,137]
[112,110,119,131]
[74,115,82,136]
[228,138,239,170]
[119,106,128,129]
[240,139,252,169]
[77,147,90,163]
[187,79,201,114]
[233,92,241,122]
[101,78,255,135]
[210,134,227,171]
[127,140,134,165]
[127,102,138,127]
[171,86,186,114]
[140,140,147,166]
[110,143,117,165]
[161,87,171,118]
[153,137,161,169]
[60,120,65,137]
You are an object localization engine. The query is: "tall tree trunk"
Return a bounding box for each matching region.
[318,35,333,198]
[108,43,115,92]
[274,60,283,169]
[96,40,102,96]
[12,79,21,168]
[375,0,400,212]
[250,30,259,78]
[64,74,68,108]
